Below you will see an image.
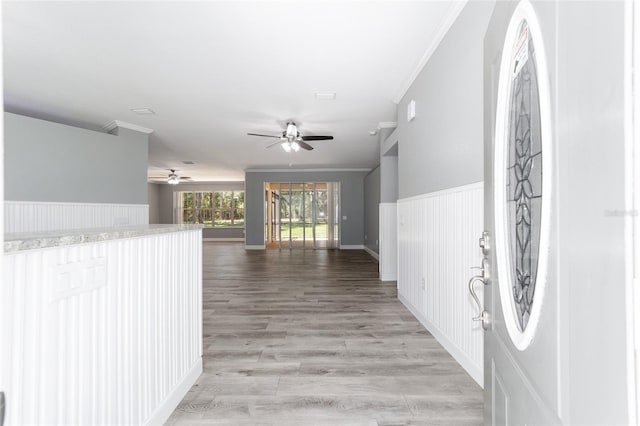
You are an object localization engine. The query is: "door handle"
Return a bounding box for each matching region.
[468,275,490,330]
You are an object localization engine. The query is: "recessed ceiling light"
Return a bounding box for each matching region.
[130,107,155,115]
[315,92,336,100]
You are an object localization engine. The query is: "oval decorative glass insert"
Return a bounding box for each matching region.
[507,19,542,331]
[493,0,552,351]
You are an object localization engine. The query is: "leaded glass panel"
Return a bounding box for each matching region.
[506,21,543,331]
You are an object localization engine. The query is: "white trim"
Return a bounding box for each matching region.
[144,359,202,426]
[160,181,245,187]
[493,1,552,351]
[399,294,482,387]
[392,1,468,104]
[263,181,268,244]
[245,168,371,173]
[5,200,149,208]
[245,244,265,250]
[339,245,365,250]
[377,121,397,129]
[380,273,397,282]
[363,246,379,261]
[102,120,154,135]
[203,238,244,242]
[398,182,483,203]
[379,202,398,283]
[627,0,640,421]
[0,27,4,426]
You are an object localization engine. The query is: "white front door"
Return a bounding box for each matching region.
[482,0,635,424]
[482,2,559,424]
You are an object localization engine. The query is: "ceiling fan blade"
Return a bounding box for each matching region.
[301,135,333,141]
[297,141,314,151]
[248,133,281,138]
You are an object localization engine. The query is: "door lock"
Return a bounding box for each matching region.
[479,231,490,256]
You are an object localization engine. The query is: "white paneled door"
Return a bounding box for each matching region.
[482,2,560,423]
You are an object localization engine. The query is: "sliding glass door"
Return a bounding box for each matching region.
[265,182,339,249]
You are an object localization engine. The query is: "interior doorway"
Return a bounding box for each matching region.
[265,182,340,249]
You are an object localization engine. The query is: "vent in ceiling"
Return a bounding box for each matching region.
[130,108,155,115]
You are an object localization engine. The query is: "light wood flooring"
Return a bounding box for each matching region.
[166,242,483,426]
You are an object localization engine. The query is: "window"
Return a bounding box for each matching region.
[175,191,244,227]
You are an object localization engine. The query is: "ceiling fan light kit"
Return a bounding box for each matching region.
[167,169,180,185]
[281,141,300,152]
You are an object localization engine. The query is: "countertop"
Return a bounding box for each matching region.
[5,224,203,253]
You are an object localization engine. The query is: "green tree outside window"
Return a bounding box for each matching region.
[177,191,244,227]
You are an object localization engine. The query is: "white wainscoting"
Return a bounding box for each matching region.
[5,201,149,233]
[379,203,398,281]
[397,182,484,386]
[2,229,202,425]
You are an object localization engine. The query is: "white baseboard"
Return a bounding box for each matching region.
[380,273,397,282]
[245,244,265,250]
[203,238,244,242]
[144,358,202,426]
[363,246,380,261]
[339,245,365,250]
[398,294,483,388]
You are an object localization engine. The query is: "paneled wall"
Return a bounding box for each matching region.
[379,202,397,281]
[397,182,484,385]
[5,201,149,233]
[3,229,202,425]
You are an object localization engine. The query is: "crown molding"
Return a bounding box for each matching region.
[103,120,154,135]
[377,122,397,129]
[392,0,468,104]
[245,168,372,173]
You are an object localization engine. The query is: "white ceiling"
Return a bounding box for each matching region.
[3,1,463,182]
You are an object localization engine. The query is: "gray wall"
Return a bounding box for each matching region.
[148,183,162,223]
[395,1,494,199]
[5,112,148,204]
[245,170,369,246]
[363,166,380,253]
[156,181,245,239]
[380,128,399,203]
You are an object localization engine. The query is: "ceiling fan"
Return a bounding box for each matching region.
[148,169,193,185]
[248,122,333,152]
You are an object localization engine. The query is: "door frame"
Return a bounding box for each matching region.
[628,0,640,421]
[263,182,340,249]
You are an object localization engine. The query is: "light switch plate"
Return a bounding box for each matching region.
[407,100,416,122]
